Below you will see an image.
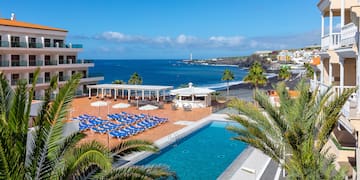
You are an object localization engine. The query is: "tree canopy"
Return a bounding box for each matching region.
[227,80,355,179]
[128,72,143,85]
[243,62,267,88]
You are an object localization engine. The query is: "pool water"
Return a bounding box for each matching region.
[136,121,247,179]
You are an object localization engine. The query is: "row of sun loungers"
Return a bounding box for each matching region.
[73,112,168,139]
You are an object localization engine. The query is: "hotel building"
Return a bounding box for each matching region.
[0,14,103,99]
[314,0,360,178]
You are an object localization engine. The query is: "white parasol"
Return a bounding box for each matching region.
[112,103,130,109]
[90,101,108,116]
[139,104,159,111]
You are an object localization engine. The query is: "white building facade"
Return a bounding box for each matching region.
[0,16,103,99]
[314,0,360,178]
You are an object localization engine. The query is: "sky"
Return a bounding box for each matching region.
[1,0,322,59]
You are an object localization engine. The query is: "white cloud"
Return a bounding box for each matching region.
[176,34,198,44]
[82,30,320,56]
[97,31,146,42]
[209,36,245,47]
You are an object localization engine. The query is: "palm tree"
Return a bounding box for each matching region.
[278,66,291,80]
[227,80,355,179]
[304,63,314,79]
[112,79,125,84]
[0,70,175,179]
[243,62,267,89]
[222,69,235,99]
[128,72,143,85]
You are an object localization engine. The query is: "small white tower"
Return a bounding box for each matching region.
[10,13,16,21]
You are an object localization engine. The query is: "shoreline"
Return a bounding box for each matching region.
[218,74,301,92]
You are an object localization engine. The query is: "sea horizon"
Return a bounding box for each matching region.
[89,59,249,90]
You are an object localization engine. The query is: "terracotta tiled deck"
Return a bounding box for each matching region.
[70,96,212,149]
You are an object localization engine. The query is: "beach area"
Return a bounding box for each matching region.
[217,73,303,101]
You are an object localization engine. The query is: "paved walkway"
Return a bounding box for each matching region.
[227,148,271,180]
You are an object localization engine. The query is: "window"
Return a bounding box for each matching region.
[11,36,20,47]
[59,72,64,81]
[53,39,64,47]
[44,39,51,47]
[11,74,19,85]
[59,56,64,64]
[66,56,76,64]
[11,55,20,66]
[45,72,50,83]
[29,37,36,48]
[29,73,34,84]
[29,55,36,66]
[45,55,51,65]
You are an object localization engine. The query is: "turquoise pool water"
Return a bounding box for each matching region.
[136,121,247,179]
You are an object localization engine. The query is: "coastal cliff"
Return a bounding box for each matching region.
[184,54,274,70]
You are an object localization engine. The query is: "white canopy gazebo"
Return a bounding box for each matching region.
[170,83,215,108]
[87,84,173,102]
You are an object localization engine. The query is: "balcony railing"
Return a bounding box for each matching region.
[341,23,357,47]
[11,79,19,86]
[29,77,44,84]
[87,73,104,78]
[44,43,83,49]
[29,60,43,66]
[321,33,341,50]
[0,41,9,47]
[28,42,43,48]
[11,60,27,67]
[0,41,82,49]
[44,60,57,66]
[76,59,93,64]
[59,76,70,82]
[11,41,27,48]
[44,77,51,83]
[310,80,330,95]
[0,60,9,67]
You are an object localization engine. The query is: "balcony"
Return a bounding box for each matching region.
[321,33,341,50]
[44,77,51,83]
[0,60,9,67]
[29,77,44,84]
[80,73,104,83]
[341,23,357,48]
[0,41,9,47]
[29,60,43,66]
[44,43,83,49]
[28,42,43,48]
[309,80,330,95]
[11,60,27,67]
[0,41,82,49]
[11,79,19,86]
[59,76,70,82]
[11,41,27,48]
[44,60,58,66]
[321,23,358,50]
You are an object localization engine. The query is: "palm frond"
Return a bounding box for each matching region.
[111,139,159,156]
[316,87,356,150]
[97,165,177,180]
[62,141,111,179]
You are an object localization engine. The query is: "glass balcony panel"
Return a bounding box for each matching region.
[0,41,9,47]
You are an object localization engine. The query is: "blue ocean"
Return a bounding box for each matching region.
[89,59,248,90]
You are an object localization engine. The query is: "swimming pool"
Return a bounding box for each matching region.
[136,121,247,179]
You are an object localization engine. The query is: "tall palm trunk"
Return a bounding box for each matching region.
[227,80,229,99]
